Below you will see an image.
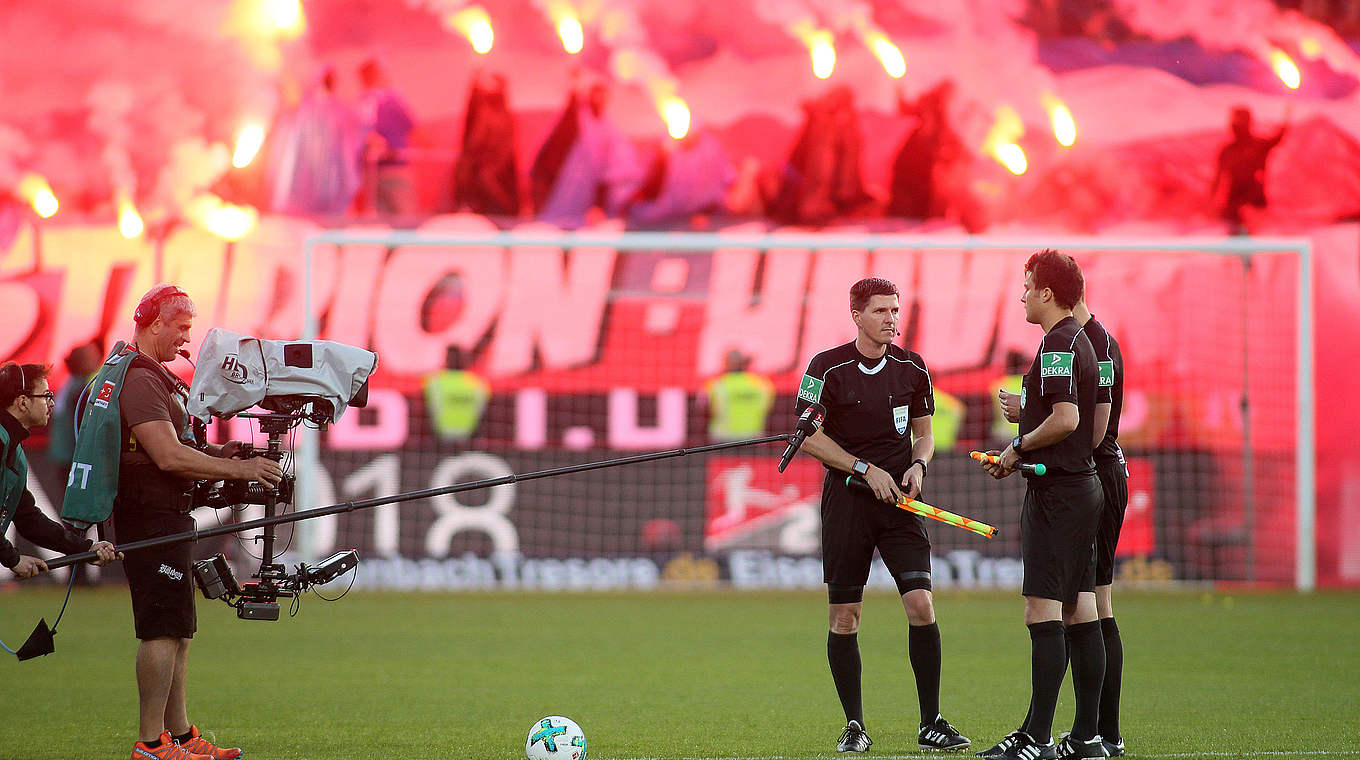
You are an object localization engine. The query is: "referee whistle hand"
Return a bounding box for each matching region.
[998,390,1020,423]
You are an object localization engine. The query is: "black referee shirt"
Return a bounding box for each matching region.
[1019,316,1098,479]
[1082,315,1125,467]
[795,341,934,478]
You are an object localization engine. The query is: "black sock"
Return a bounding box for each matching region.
[143,737,163,749]
[1067,620,1106,741]
[1025,620,1066,744]
[1099,617,1123,741]
[174,729,194,745]
[828,631,864,729]
[909,623,942,725]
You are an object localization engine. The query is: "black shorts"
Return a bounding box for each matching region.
[115,504,197,640]
[821,471,932,596]
[1094,461,1130,587]
[1021,474,1102,604]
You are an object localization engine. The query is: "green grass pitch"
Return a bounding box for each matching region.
[1,586,1358,759]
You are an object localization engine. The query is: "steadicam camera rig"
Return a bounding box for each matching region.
[184,329,376,621]
[27,330,811,655]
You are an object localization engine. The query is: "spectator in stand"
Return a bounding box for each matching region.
[269,65,363,217]
[623,131,736,227]
[530,76,643,228]
[455,70,521,217]
[771,87,873,226]
[889,81,963,221]
[358,57,417,218]
[1210,105,1288,234]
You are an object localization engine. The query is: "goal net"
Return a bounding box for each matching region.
[275,227,1313,592]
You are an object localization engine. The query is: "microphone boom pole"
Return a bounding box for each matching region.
[43,433,793,571]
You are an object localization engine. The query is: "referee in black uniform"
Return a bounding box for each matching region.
[795,277,969,753]
[1000,290,1129,758]
[978,251,1107,760]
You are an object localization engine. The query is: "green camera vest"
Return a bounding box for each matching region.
[61,343,138,530]
[0,423,30,537]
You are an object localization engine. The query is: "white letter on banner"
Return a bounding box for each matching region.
[424,453,519,557]
[606,388,686,449]
[488,228,615,375]
[697,247,809,376]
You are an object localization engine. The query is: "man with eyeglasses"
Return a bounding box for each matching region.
[1,361,119,579]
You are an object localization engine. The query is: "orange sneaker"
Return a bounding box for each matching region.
[178,726,244,760]
[131,732,210,760]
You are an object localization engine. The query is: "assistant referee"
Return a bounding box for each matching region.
[979,250,1107,760]
[795,277,970,753]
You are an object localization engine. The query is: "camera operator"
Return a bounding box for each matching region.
[0,362,120,578]
[108,285,282,760]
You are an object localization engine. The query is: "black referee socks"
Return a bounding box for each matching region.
[1066,619,1107,742]
[908,623,942,725]
[1099,616,1123,741]
[827,631,864,728]
[1023,620,1066,744]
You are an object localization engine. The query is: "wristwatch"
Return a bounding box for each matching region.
[1011,435,1024,455]
[852,459,870,477]
[912,458,929,474]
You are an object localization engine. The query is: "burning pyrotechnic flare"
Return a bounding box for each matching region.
[267,0,305,35]
[18,173,58,218]
[232,122,266,169]
[117,196,144,239]
[1042,94,1077,147]
[557,14,584,54]
[661,96,690,140]
[1270,48,1301,89]
[792,21,835,79]
[995,143,1028,175]
[983,105,1028,175]
[450,6,494,54]
[187,195,258,241]
[865,31,905,79]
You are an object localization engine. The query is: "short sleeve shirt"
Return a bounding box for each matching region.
[796,342,933,478]
[1081,316,1125,466]
[120,365,193,468]
[1019,316,1098,478]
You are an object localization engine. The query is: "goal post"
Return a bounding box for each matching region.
[293,230,1314,591]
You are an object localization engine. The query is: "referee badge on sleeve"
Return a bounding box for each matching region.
[893,404,909,434]
[798,374,824,404]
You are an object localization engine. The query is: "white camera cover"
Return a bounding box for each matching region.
[188,328,377,423]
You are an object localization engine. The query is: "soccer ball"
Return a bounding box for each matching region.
[526,716,587,760]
